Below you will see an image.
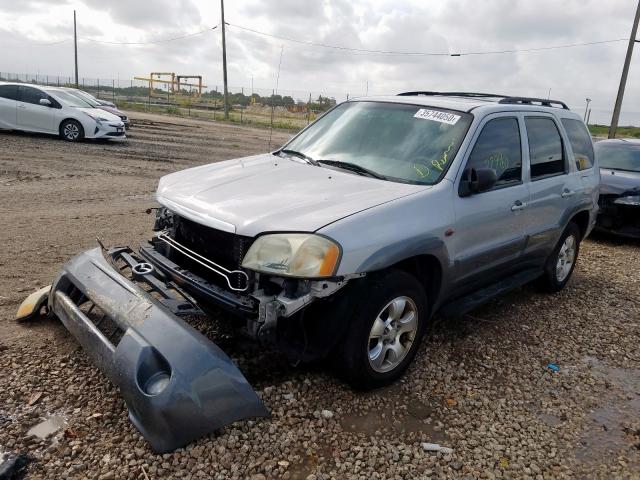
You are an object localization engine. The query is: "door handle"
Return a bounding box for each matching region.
[17,104,26,109]
[561,189,575,198]
[511,200,527,212]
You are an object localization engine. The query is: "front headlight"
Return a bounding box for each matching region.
[613,195,640,206]
[242,234,341,278]
[83,112,109,125]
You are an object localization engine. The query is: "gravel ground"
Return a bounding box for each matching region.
[0,112,639,479]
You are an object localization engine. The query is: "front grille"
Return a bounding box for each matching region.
[106,131,125,137]
[79,299,125,347]
[167,215,254,290]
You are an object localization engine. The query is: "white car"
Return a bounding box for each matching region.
[0,82,125,142]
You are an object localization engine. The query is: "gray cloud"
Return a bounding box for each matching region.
[80,0,202,29]
[1,0,639,125]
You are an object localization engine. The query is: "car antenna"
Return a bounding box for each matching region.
[268,45,284,151]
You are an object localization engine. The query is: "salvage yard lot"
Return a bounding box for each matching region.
[0,112,639,479]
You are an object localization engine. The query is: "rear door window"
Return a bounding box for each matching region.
[19,86,49,105]
[465,117,522,189]
[561,118,594,170]
[525,117,566,179]
[0,85,18,101]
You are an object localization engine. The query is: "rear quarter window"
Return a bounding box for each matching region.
[561,118,594,170]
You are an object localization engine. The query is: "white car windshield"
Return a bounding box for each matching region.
[282,101,473,184]
[48,90,93,108]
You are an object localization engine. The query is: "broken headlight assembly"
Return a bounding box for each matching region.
[241,233,341,278]
[613,195,640,206]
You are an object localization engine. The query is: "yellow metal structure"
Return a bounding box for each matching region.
[134,72,208,97]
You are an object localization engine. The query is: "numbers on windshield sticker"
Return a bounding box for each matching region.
[414,109,461,125]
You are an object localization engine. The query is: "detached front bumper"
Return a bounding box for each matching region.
[48,247,267,453]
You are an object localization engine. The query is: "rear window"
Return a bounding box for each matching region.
[562,119,594,170]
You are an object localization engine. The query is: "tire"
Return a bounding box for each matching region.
[59,119,84,142]
[336,269,428,390]
[538,222,581,293]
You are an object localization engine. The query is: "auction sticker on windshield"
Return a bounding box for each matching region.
[414,109,461,125]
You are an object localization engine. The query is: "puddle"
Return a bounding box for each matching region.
[575,357,640,466]
[538,412,563,427]
[340,387,446,443]
[26,415,67,440]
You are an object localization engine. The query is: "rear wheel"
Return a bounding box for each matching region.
[538,222,581,293]
[336,269,428,389]
[60,119,84,142]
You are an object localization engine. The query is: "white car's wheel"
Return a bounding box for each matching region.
[60,119,84,142]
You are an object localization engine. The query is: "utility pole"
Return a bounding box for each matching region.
[220,0,229,120]
[609,0,640,138]
[73,10,79,87]
[584,98,591,121]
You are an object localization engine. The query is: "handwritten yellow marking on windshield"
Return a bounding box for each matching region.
[413,164,431,178]
[431,140,456,172]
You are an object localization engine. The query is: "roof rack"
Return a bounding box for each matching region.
[497,96,569,110]
[397,91,570,110]
[398,91,507,99]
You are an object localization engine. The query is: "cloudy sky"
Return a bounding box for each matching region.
[1,0,639,124]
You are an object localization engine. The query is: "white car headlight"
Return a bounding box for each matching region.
[242,234,341,278]
[83,112,109,125]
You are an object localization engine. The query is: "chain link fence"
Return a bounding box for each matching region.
[0,72,367,131]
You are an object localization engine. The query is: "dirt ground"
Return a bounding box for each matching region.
[0,112,639,479]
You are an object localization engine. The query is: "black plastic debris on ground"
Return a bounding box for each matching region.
[0,453,33,480]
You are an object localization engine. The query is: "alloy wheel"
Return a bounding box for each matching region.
[556,235,576,282]
[367,296,418,373]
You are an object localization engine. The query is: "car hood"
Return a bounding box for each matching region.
[77,107,123,123]
[600,168,640,195]
[156,154,426,236]
[99,105,126,118]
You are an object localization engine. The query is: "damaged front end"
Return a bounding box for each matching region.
[39,246,268,453]
[19,209,358,452]
[596,189,640,239]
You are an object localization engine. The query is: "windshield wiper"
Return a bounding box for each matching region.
[278,149,320,166]
[317,160,388,180]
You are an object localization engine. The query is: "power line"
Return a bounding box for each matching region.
[227,22,627,57]
[79,26,218,45]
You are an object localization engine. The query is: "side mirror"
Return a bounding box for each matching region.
[459,168,498,197]
[39,98,52,107]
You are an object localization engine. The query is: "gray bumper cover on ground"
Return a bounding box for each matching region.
[48,247,268,453]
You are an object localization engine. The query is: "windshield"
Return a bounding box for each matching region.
[283,101,473,184]
[47,90,93,108]
[75,90,99,104]
[595,143,640,173]
[69,91,100,107]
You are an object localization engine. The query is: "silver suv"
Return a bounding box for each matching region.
[21,92,600,452]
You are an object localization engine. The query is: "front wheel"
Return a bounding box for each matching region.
[336,269,428,390]
[538,222,581,293]
[60,119,84,142]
